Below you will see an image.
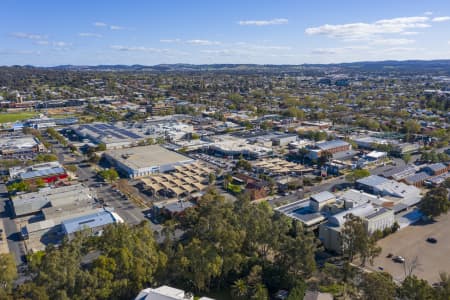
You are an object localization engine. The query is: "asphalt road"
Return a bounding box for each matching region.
[0,184,26,265]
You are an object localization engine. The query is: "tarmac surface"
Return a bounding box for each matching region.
[371,212,450,284]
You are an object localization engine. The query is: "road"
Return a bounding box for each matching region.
[0,184,26,265]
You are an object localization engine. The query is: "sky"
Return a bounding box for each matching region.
[1,0,450,66]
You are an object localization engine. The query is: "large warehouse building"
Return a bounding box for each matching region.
[103,145,195,178]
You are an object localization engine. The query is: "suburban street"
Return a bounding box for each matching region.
[0,183,26,265]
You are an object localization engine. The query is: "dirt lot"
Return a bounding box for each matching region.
[371,212,450,284]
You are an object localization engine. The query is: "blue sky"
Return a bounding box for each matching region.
[1,0,450,66]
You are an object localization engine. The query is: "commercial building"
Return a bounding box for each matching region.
[103,145,195,178]
[403,172,431,187]
[135,286,193,300]
[356,175,422,212]
[271,134,298,146]
[24,117,56,129]
[252,157,310,175]
[310,191,336,212]
[307,140,351,160]
[17,183,117,251]
[381,165,417,181]
[73,122,145,149]
[62,209,123,240]
[205,134,272,159]
[11,183,92,217]
[353,136,389,149]
[9,161,68,183]
[135,286,214,300]
[422,163,450,176]
[0,134,45,159]
[72,120,194,149]
[319,203,395,253]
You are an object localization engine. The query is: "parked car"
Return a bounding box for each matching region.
[393,256,405,263]
[426,237,437,244]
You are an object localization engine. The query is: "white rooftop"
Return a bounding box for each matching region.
[135,286,194,300]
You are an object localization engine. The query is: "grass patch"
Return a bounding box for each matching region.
[0,112,36,123]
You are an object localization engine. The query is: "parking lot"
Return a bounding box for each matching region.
[371,212,450,284]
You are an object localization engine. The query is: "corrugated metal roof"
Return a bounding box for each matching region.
[356,175,388,187]
[19,167,65,180]
[310,191,335,203]
[62,210,118,235]
[317,140,349,151]
[404,172,430,184]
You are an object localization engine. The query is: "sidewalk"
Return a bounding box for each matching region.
[0,220,10,254]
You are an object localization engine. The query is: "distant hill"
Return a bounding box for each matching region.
[5,60,450,74]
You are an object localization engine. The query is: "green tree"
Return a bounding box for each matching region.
[96,143,107,151]
[436,272,450,300]
[402,153,412,165]
[419,186,449,219]
[231,279,248,299]
[398,275,436,300]
[361,272,396,300]
[235,159,252,172]
[0,254,17,294]
[345,169,370,182]
[208,173,216,185]
[35,178,46,188]
[7,180,30,193]
[98,168,119,183]
[286,282,307,300]
[341,214,381,266]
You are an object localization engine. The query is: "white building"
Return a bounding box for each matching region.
[310,191,336,212]
[356,175,422,211]
[135,285,214,300]
[319,203,395,253]
[103,145,195,178]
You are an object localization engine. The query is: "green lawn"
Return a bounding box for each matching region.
[0,112,36,123]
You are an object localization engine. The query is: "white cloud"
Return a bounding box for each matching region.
[432,16,450,22]
[401,31,419,35]
[186,39,221,45]
[160,39,181,43]
[53,41,70,47]
[311,46,371,55]
[424,11,433,16]
[200,49,235,56]
[0,49,41,56]
[110,45,189,57]
[305,16,430,40]
[238,18,288,26]
[111,45,160,52]
[369,38,415,46]
[311,48,341,55]
[109,25,125,30]
[235,42,291,51]
[78,32,102,38]
[34,40,49,45]
[94,22,107,27]
[10,32,46,40]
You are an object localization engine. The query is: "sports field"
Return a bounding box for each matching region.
[0,112,36,123]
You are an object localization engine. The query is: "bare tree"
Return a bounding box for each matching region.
[403,256,421,278]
